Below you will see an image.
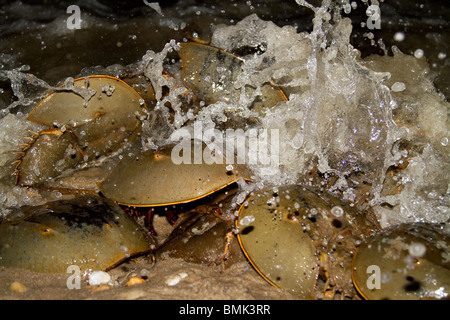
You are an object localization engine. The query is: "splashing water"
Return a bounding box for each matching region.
[0,0,448,228]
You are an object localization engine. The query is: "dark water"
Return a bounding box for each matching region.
[0,0,448,103]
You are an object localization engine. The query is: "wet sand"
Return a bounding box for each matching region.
[0,255,295,300]
[0,214,296,300]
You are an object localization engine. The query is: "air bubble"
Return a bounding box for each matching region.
[414,49,424,59]
[331,206,344,217]
[240,215,255,226]
[391,82,406,92]
[438,52,447,60]
[408,242,427,258]
[393,31,405,42]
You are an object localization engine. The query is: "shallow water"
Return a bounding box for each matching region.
[1,0,448,226]
[0,0,448,301]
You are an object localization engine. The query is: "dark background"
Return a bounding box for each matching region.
[0,0,448,99]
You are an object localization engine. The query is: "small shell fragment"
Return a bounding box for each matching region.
[165,272,188,286]
[10,281,28,293]
[126,277,146,287]
[88,271,112,286]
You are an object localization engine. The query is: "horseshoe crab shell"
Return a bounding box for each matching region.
[27,75,145,130]
[236,185,319,299]
[14,75,147,188]
[0,195,154,273]
[236,184,379,299]
[352,222,450,300]
[99,139,251,207]
[178,42,287,114]
[156,187,246,267]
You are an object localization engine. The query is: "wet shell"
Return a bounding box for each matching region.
[352,222,450,300]
[15,75,146,187]
[237,184,379,299]
[157,211,242,266]
[178,42,287,114]
[156,187,246,267]
[27,75,145,130]
[99,139,251,207]
[237,185,318,299]
[16,129,82,186]
[0,195,154,273]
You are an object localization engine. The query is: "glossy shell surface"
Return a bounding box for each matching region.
[27,75,145,129]
[0,195,154,273]
[352,223,450,300]
[15,75,146,187]
[237,185,318,299]
[156,187,246,267]
[100,139,251,207]
[237,184,379,299]
[178,42,287,114]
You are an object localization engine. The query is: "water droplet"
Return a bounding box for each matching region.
[408,242,426,258]
[240,215,255,226]
[391,82,406,92]
[428,191,438,199]
[438,52,447,60]
[414,49,424,59]
[393,31,405,42]
[331,206,344,217]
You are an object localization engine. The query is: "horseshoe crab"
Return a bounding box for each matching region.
[179,42,286,111]
[7,42,287,272]
[99,139,251,232]
[155,186,246,268]
[12,43,285,201]
[352,222,450,300]
[0,195,154,273]
[236,184,380,299]
[177,42,287,129]
[13,75,147,189]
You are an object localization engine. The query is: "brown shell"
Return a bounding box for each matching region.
[15,75,147,188]
[178,42,287,115]
[237,184,380,299]
[27,75,146,129]
[0,195,154,273]
[99,139,251,207]
[237,185,319,299]
[352,222,450,300]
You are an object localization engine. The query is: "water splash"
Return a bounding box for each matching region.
[0,1,448,227]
